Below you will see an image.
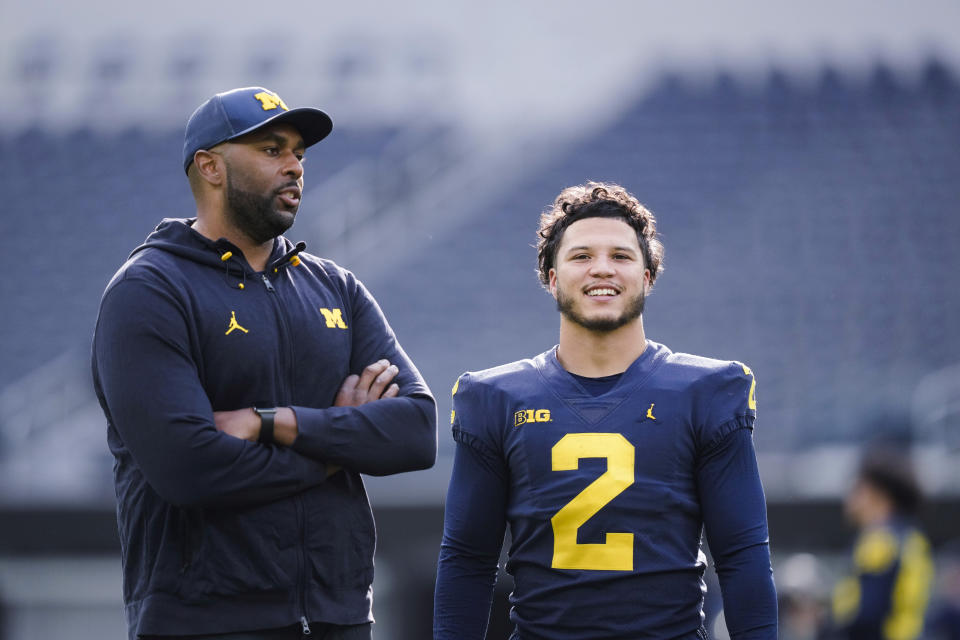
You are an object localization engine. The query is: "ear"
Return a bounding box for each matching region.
[643,268,652,294]
[548,268,558,298]
[193,150,224,186]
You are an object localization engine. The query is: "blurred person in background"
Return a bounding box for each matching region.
[926,540,960,640]
[828,448,934,640]
[434,182,777,639]
[92,87,437,640]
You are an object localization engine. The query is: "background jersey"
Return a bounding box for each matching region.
[832,520,934,640]
[445,340,767,639]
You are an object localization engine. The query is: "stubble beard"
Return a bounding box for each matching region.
[225,174,296,245]
[555,286,646,333]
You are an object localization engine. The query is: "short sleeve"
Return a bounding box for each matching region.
[699,361,758,452]
[451,373,499,460]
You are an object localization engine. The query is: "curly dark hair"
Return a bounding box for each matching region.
[536,182,664,288]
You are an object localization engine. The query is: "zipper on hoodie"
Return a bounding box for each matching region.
[260,267,311,630]
[261,273,275,292]
[297,494,311,634]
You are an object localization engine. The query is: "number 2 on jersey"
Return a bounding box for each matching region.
[550,433,634,571]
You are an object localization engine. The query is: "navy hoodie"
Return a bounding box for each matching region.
[92,218,437,638]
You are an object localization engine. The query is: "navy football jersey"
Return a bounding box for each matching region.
[832,520,934,640]
[438,340,771,639]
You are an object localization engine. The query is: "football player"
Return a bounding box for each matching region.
[831,448,933,640]
[434,182,777,639]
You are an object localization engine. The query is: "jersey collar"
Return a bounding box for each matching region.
[534,340,671,424]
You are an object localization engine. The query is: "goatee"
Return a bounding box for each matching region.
[225,175,296,245]
[556,287,645,333]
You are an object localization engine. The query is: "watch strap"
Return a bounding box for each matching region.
[254,407,277,444]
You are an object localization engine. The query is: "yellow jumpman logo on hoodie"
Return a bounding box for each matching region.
[225,311,249,335]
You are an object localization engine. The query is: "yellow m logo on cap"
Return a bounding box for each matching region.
[319,307,348,329]
[253,91,289,112]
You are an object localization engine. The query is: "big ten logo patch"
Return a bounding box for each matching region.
[319,307,348,329]
[514,409,551,427]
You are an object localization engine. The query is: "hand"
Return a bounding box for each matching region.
[335,359,400,407]
[213,408,260,442]
[323,360,398,478]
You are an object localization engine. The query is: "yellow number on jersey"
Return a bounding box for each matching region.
[450,378,460,424]
[741,364,757,411]
[550,433,634,571]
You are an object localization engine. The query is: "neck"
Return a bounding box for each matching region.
[861,503,895,529]
[556,316,647,377]
[192,208,274,272]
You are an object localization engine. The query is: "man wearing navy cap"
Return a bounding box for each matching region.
[92,87,438,639]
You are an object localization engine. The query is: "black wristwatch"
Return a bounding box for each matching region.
[254,407,277,444]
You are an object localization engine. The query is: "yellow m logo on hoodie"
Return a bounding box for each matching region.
[319,308,348,329]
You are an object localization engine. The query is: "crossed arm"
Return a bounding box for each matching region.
[214,358,400,444]
[213,359,402,475]
[94,275,436,508]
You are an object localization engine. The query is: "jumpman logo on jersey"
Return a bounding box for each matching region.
[225,311,249,335]
[646,403,656,420]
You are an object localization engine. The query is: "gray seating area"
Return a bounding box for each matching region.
[360,60,960,454]
[1,61,957,503]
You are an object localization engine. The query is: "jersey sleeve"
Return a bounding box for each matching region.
[696,362,776,638]
[698,428,777,639]
[698,361,758,451]
[434,373,509,640]
[448,372,504,457]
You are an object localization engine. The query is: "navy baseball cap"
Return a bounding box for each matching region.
[183,86,333,173]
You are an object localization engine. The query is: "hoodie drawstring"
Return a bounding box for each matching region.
[220,251,247,290]
[219,241,306,287]
[270,241,307,274]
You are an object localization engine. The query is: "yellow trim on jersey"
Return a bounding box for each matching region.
[854,529,898,573]
[740,364,757,411]
[450,378,461,424]
[833,576,861,624]
[883,531,934,640]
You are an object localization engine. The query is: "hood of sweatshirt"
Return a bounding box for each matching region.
[129,218,307,287]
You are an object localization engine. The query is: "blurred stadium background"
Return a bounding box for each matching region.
[1,1,959,638]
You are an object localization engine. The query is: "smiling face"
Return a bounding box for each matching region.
[549,216,651,333]
[218,123,306,244]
